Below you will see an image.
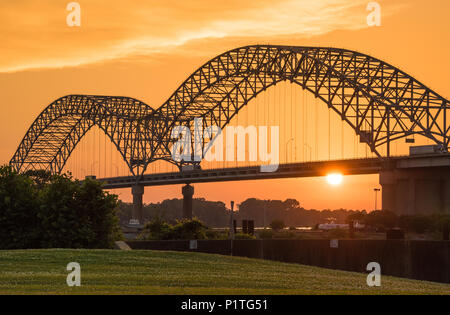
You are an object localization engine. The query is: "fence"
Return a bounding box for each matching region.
[126,239,449,283]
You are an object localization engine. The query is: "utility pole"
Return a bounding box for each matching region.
[229,201,235,256]
[263,202,267,229]
[229,201,235,240]
[374,188,381,211]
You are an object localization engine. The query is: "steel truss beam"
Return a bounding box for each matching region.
[10,46,450,176]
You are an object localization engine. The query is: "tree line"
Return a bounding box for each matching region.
[117,197,364,228]
[118,197,450,234]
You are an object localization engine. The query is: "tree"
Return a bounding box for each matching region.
[364,210,397,230]
[38,175,121,248]
[0,166,40,249]
[0,166,121,249]
[347,210,367,223]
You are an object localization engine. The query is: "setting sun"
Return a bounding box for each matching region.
[326,173,343,186]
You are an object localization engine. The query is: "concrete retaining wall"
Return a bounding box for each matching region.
[126,239,450,284]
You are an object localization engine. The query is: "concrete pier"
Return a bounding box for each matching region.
[380,168,450,215]
[182,184,194,219]
[132,184,144,224]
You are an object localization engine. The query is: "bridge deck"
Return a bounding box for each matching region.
[95,154,450,189]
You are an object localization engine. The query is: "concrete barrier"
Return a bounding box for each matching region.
[114,241,132,250]
[126,239,450,283]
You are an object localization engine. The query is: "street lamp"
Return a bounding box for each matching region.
[229,201,235,240]
[374,188,381,211]
[263,201,267,229]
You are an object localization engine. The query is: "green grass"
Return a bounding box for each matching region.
[0,249,449,295]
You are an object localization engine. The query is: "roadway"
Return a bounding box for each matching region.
[95,154,450,189]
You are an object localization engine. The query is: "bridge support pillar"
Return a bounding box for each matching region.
[182,184,194,219]
[132,184,144,224]
[379,168,450,215]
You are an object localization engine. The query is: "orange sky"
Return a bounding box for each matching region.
[1,0,449,210]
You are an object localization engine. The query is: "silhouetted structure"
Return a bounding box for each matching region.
[9,45,450,221]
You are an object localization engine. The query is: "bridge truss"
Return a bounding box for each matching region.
[10,45,450,176]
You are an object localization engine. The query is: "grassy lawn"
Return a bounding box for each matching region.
[0,249,449,295]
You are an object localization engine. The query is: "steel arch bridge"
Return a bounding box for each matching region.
[10,45,450,176]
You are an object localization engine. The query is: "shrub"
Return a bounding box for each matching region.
[328,228,348,239]
[364,210,397,229]
[205,229,227,240]
[234,232,256,240]
[409,216,432,234]
[170,218,208,240]
[270,219,285,231]
[258,229,273,239]
[140,217,172,240]
[273,231,298,239]
[398,214,450,234]
[140,218,208,240]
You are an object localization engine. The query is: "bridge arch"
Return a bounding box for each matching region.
[10,95,156,175]
[150,45,449,170]
[10,45,449,175]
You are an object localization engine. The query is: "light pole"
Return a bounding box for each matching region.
[229,200,235,256]
[229,201,235,240]
[263,201,267,229]
[374,188,381,211]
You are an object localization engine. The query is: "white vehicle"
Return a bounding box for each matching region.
[318,223,349,230]
[318,222,365,230]
[128,219,140,226]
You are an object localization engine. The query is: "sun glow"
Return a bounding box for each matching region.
[326,173,343,186]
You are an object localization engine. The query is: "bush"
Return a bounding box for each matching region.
[140,216,172,240]
[364,210,397,229]
[434,215,450,232]
[258,229,273,239]
[328,228,348,239]
[205,229,227,240]
[140,218,208,240]
[270,220,285,231]
[170,218,208,240]
[398,214,450,234]
[0,166,121,249]
[406,216,432,234]
[273,231,298,239]
[234,232,256,240]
